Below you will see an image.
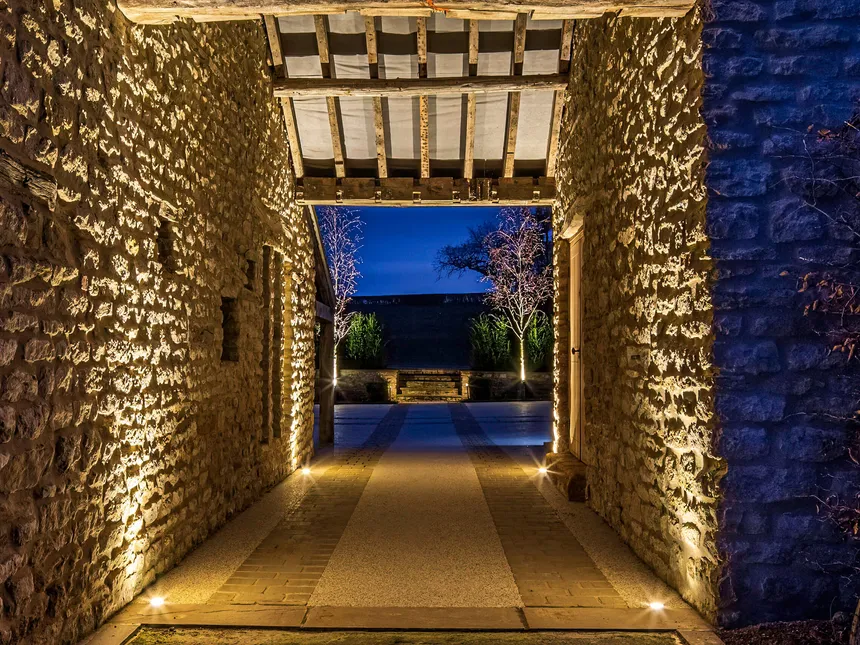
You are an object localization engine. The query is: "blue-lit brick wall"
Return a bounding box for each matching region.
[704,0,860,627]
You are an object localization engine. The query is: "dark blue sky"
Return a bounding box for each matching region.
[354,206,501,296]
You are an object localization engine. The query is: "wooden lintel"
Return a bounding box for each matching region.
[119,1,695,23]
[296,176,556,206]
[273,74,567,98]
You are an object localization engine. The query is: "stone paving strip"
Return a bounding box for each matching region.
[449,403,627,610]
[309,404,521,608]
[206,405,408,606]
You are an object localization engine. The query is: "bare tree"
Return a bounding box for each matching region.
[435,207,553,279]
[483,208,553,381]
[318,206,362,384]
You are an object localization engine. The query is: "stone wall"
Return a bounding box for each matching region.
[0,2,314,643]
[704,0,860,626]
[553,10,719,619]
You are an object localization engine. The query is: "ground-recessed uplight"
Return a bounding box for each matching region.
[302,467,312,475]
[150,597,165,607]
[538,466,548,474]
[648,601,665,611]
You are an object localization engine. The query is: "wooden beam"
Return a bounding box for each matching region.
[417,17,429,179]
[464,93,476,180]
[314,15,346,178]
[503,13,527,178]
[274,74,567,98]
[296,176,556,205]
[263,15,305,178]
[364,16,388,179]
[463,19,478,180]
[118,1,696,24]
[559,18,574,75]
[263,15,282,67]
[545,90,564,178]
[546,19,572,178]
[280,98,305,178]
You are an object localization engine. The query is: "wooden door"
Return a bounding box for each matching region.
[568,233,583,460]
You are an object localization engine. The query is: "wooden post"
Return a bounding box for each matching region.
[318,321,335,446]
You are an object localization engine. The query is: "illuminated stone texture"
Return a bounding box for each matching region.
[553,10,718,621]
[0,3,315,644]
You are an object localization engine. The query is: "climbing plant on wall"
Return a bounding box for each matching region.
[788,109,860,637]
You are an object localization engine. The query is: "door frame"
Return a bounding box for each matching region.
[568,230,584,461]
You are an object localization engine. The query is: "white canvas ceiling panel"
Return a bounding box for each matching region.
[386,97,418,161]
[278,14,314,34]
[327,12,364,34]
[380,16,417,35]
[429,14,465,33]
[339,96,376,161]
[429,96,464,160]
[515,91,554,161]
[293,97,334,161]
[523,49,560,75]
[473,92,508,163]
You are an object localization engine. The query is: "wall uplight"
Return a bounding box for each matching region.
[538,466,548,474]
[302,467,312,475]
[150,597,165,607]
[648,601,665,611]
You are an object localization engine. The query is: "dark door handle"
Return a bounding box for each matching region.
[571,347,580,355]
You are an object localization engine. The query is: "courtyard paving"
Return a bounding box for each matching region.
[85,403,720,645]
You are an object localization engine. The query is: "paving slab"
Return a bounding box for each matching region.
[523,607,712,631]
[304,606,526,630]
[118,603,307,628]
[127,627,684,645]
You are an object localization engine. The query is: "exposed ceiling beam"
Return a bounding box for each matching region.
[463,19,479,180]
[546,19,573,178]
[297,176,556,206]
[263,14,305,178]
[503,13,527,178]
[417,17,430,179]
[274,74,567,98]
[364,16,388,179]
[119,1,695,24]
[314,15,346,178]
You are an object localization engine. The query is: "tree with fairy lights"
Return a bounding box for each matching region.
[318,206,362,385]
[483,208,553,382]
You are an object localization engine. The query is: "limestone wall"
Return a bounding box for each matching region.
[0,2,315,643]
[704,0,860,626]
[553,12,718,618]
